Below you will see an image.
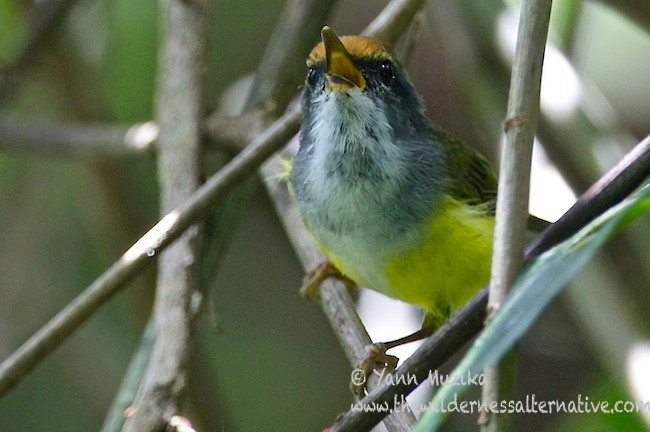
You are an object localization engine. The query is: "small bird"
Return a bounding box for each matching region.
[291,27,497,380]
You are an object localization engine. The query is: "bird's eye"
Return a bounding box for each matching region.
[378,60,394,85]
[306,67,319,86]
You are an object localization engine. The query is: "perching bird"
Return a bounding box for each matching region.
[291,27,497,384]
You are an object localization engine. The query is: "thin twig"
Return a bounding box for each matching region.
[481,1,552,430]
[0,114,257,157]
[489,0,552,319]
[0,119,157,156]
[328,134,650,431]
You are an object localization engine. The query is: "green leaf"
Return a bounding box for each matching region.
[415,183,650,431]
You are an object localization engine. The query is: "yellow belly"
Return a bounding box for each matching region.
[324,197,494,328]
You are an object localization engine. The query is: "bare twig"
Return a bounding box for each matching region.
[0,119,157,156]
[489,0,551,320]
[204,110,265,152]
[120,1,206,428]
[481,1,552,430]
[329,134,650,432]
[0,114,256,157]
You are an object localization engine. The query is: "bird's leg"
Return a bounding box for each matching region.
[380,326,435,350]
[300,260,357,302]
[350,325,435,397]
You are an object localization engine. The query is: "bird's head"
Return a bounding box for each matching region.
[300,26,430,145]
[292,27,447,236]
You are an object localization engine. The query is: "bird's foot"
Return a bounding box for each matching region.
[350,326,435,397]
[300,260,357,302]
[350,343,399,397]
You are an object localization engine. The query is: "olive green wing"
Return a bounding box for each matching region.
[432,128,498,214]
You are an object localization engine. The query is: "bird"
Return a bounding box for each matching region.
[291,26,498,390]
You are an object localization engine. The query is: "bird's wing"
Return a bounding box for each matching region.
[433,128,498,214]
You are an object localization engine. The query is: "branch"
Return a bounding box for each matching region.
[122,0,208,429]
[0,114,256,157]
[328,134,650,431]
[489,0,551,315]
[0,118,157,157]
[482,1,552,430]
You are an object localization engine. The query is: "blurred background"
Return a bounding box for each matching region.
[0,0,648,431]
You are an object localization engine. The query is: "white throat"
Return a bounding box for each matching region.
[309,90,403,184]
[302,90,410,241]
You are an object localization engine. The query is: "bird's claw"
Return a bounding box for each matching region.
[300,260,357,302]
[350,343,399,397]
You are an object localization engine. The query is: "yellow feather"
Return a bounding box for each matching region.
[385,197,493,326]
[321,196,494,328]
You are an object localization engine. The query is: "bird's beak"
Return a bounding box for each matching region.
[321,26,366,92]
